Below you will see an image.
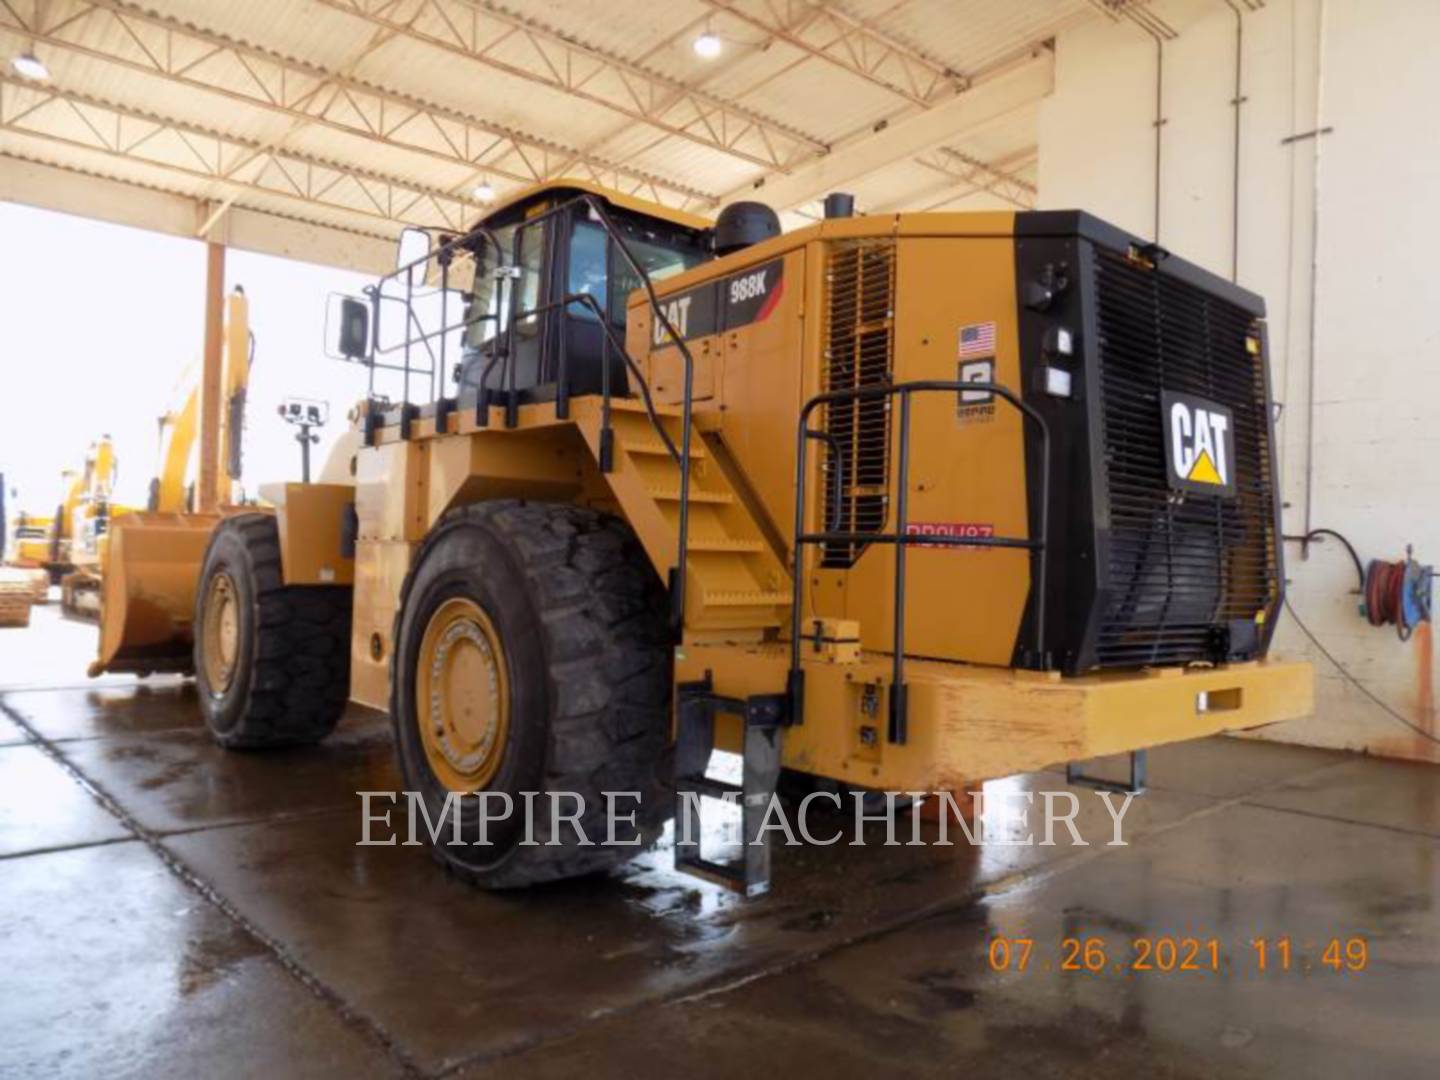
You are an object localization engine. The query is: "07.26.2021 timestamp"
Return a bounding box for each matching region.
[986,935,1369,975]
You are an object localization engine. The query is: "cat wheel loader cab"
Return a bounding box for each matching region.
[120,179,1313,895]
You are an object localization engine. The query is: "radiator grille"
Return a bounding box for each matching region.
[820,240,895,568]
[1093,247,1279,668]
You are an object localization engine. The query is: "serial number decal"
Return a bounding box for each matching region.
[986,935,1371,975]
[904,522,995,550]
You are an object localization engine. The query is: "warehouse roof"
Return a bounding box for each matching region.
[0,0,1139,270]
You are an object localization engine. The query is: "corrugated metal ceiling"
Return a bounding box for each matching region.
[0,0,1094,247]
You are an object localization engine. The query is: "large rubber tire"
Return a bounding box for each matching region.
[194,513,351,748]
[391,500,673,888]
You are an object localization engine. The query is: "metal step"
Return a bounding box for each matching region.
[620,436,706,460]
[687,537,766,553]
[703,589,789,608]
[673,677,790,897]
[646,486,733,504]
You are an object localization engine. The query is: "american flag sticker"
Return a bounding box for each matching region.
[958,321,997,358]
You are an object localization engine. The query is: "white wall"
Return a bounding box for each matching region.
[1039,0,1440,761]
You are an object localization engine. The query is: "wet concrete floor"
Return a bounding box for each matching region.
[2,604,1439,1077]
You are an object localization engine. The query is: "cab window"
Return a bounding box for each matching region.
[462,223,515,349]
[606,227,705,323]
[514,220,548,336]
[567,221,607,322]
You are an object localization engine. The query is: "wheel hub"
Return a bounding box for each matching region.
[201,571,239,694]
[416,597,510,791]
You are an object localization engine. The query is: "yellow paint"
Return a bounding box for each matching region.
[678,644,1312,792]
[264,483,355,586]
[154,387,198,512]
[474,178,710,231]
[91,181,1311,794]
[315,195,1310,771]
[89,511,223,676]
[351,538,413,710]
[88,289,255,675]
[1188,449,1223,485]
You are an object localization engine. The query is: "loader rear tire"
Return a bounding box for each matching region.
[391,500,673,889]
[194,513,351,748]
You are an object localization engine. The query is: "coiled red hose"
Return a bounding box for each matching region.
[1366,559,1412,639]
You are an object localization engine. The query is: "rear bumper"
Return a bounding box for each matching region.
[680,645,1314,791]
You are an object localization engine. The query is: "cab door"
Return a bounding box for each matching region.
[505,213,555,395]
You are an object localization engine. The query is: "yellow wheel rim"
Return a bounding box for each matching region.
[415,597,510,792]
[201,571,240,694]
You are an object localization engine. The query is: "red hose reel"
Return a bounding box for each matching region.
[1363,551,1434,641]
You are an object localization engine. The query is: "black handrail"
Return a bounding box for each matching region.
[472,290,679,466]
[364,224,509,430]
[488,193,699,633]
[788,380,1052,744]
[358,193,701,637]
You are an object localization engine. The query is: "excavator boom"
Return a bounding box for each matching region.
[91,281,250,675]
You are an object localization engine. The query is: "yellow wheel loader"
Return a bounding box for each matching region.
[89,283,253,672]
[69,289,258,624]
[93,181,1312,893]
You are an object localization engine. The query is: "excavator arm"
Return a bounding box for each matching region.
[92,286,252,675]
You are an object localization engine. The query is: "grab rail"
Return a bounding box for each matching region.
[357,193,700,637]
[788,380,1052,743]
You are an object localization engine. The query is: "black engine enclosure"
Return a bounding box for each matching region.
[1010,211,1285,676]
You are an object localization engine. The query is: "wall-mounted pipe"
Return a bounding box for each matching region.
[1153,35,1164,241]
[1090,0,1175,241]
[1128,14,1176,243]
[1302,0,1329,544]
[1220,0,1245,282]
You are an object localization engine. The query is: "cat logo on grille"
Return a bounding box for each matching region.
[1162,391,1237,497]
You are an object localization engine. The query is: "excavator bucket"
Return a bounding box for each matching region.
[90,512,220,677]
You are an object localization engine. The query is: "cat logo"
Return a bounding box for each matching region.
[652,295,694,347]
[1161,391,1237,497]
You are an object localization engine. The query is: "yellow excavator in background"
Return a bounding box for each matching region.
[147,363,203,517]
[85,285,252,655]
[64,289,255,620]
[6,435,133,596]
[56,437,129,614]
[4,511,56,577]
[61,388,188,618]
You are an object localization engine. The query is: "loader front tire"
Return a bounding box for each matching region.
[391,500,673,888]
[194,513,351,748]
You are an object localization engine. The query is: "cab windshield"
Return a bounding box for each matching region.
[461,208,706,350]
[568,218,706,324]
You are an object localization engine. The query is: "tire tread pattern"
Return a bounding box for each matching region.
[393,500,672,888]
[202,513,351,749]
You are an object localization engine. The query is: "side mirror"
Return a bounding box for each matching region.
[397,226,431,274]
[337,297,370,360]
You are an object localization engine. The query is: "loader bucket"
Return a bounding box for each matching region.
[90,512,221,677]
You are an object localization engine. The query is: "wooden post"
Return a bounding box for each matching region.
[197,242,225,513]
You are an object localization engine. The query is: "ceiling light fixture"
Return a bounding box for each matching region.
[693,31,722,59]
[472,180,495,202]
[11,51,49,81]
